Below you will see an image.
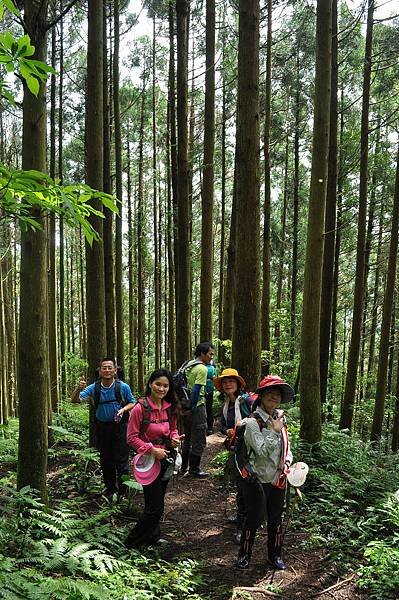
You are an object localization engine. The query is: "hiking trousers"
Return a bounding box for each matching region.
[181,404,207,458]
[126,463,169,547]
[238,479,285,558]
[96,421,129,493]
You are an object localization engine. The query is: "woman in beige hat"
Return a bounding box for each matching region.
[214,368,253,543]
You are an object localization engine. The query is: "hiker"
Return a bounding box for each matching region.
[125,368,183,549]
[181,341,215,477]
[215,368,253,543]
[71,357,135,500]
[205,360,217,435]
[236,374,294,571]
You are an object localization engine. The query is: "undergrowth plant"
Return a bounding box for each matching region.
[0,484,203,599]
[294,426,399,599]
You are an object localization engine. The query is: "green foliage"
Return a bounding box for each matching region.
[0,0,54,104]
[0,484,203,599]
[293,427,399,597]
[0,165,118,244]
[357,496,399,599]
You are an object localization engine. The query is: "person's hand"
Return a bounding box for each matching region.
[270,414,285,433]
[226,428,234,438]
[78,378,86,390]
[151,447,169,460]
[171,434,185,449]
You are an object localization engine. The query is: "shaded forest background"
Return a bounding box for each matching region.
[0,0,399,496]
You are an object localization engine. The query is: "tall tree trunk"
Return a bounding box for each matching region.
[137,75,147,393]
[199,0,215,342]
[114,0,124,367]
[319,0,337,410]
[299,0,331,445]
[86,0,106,445]
[218,58,227,343]
[166,85,176,371]
[103,2,116,360]
[58,0,65,398]
[231,0,261,389]
[290,51,300,362]
[175,0,191,364]
[152,12,161,369]
[340,0,374,431]
[261,0,272,376]
[370,144,399,441]
[127,136,135,386]
[274,132,289,364]
[48,17,59,413]
[17,0,49,500]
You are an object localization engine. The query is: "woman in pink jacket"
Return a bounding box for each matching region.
[125,369,183,549]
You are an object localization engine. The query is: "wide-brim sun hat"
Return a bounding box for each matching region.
[213,368,246,392]
[286,462,309,487]
[132,452,160,485]
[255,374,295,403]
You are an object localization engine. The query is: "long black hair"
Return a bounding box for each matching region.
[145,368,179,414]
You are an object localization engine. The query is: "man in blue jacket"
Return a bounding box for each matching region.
[71,357,135,499]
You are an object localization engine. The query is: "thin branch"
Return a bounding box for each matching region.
[45,0,80,33]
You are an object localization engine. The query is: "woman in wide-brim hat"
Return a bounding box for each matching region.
[215,368,254,544]
[236,374,295,571]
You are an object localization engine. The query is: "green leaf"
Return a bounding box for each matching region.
[2,0,20,16]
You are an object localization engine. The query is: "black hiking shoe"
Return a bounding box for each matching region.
[269,555,286,570]
[236,554,250,569]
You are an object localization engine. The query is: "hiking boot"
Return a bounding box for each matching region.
[237,554,250,570]
[188,454,209,477]
[188,469,209,478]
[269,555,286,570]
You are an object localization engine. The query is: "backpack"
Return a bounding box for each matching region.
[228,412,266,483]
[93,379,129,423]
[136,396,174,447]
[172,359,203,410]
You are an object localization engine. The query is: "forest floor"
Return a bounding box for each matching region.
[142,431,369,600]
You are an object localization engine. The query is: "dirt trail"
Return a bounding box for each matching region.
[154,432,367,600]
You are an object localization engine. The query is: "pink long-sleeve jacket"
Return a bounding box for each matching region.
[127,396,179,455]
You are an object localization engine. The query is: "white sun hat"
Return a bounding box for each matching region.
[286,462,309,487]
[132,452,160,485]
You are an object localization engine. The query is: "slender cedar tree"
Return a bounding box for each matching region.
[175,0,191,364]
[199,0,215,342]
[137,73,147,394]
[370,143,399,441]
[58,0,66,397]
[231,0,261,390]
[85,0,106,442]
[218,34,227,345]
[48,13,59,413]
[152,11,161,369]
[290,49,300,361]
[17,0,49,500]
[392,313,399,452]
[114,0,124,367]
[299,0,332,445]
[339,0,374,431]
[167,1,177,371]
[103,2,116,360]
[261,0,272,376]
[319,0,337,409]
[0,250,8,422]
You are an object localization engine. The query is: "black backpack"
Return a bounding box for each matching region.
[92,379,129,423]
[172,359,203,410]
[228,412,266,483]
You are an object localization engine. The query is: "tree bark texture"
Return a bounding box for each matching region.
[175,0,191,364]
[17,0,49,500]
[299,0,332,445]
[199,0,215,342]
[370,144,399,441]
[231,0,261,390]
[340,0,374,431]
